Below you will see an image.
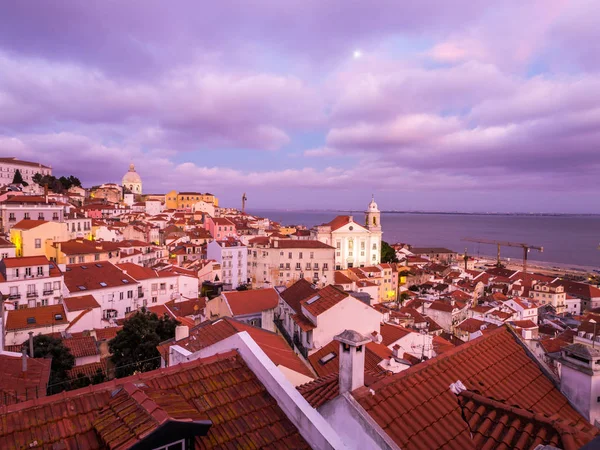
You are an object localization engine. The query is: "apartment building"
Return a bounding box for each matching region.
[0,256,64,310]
[247,237,334,288]
[206,238,248,289]
[0,196,64,233]
[0,157,52,186]
[205,216,236,240]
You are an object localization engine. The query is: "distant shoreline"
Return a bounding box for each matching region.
[248,209,600,217]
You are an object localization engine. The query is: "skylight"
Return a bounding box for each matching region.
[78,285,87,290]
[95,263,103,268]
[319,352,336,365]
[122,279,129,284]
[306,295,320,305]
[99,282,107,287]
[27,317,36,324]
[81,265,88,269]
[54,314,63,320]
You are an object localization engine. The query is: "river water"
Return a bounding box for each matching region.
[248,210,600,269]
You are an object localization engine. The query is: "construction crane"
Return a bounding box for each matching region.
[462,238,543,273]
[241,192,247,213]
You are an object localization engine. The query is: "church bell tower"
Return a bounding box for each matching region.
[365,195,381,232]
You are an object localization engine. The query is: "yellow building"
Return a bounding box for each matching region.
[165,190,219,210]
[10,220,68,257]
[277,226,297,236]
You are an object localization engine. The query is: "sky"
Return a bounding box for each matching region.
[0,1,599,213]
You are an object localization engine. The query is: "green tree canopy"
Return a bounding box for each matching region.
[381,241,399,263]
[12,169,28,186]
[32,173,82,192]
[26,334,75,395]
[109,309,179,378]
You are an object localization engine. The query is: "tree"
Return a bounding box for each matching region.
[32,173,82,192]
[397,291,410,308]
[381,241,399,263]
[26,335,75,395]
[12,169,28,186]
[109,309,179,378]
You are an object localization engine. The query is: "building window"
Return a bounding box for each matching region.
[24,213,30,220]
[160,283,166,291]
[336,241,341,249]
[35,238,41,249]
[95,254,100,261]
[120,292,124,300]
[296,263,301,270]
[323,263,328,270]
[38,213,44,220]
[41,299,48,306]
[306,263,311,270]
[299,252,303,259]
[78,256,84,263]
[25,267,32,276]
[126,307,131,314]
[288,252,292,259]
[310,252,314,259]
[152,296,157,303]
[314,263,319,269]
[280,251,284,256]
[69,257,75,264]
[37,266,43,276]
[127,291,133,299]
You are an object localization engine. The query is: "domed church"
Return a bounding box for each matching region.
[122,163,142,195]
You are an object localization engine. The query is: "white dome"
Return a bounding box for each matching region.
[122,163,142,184]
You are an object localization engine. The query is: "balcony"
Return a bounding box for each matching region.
[293,333,309,359]
[8,217,16,222]
[9,294,20,300]
[26,292,39,298]
[273,318,293,348]
[43,290,53,295]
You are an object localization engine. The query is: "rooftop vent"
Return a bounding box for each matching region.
[306,295,320,305]
[54,314,63,321]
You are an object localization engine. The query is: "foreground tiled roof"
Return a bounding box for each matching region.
[222,288,279,316]
[0,351,310,449]
[160,318,314,378]
[307,340,391,378]
[0,354,51,406]
[63,336,99,358]
[457,389,597,450]
[63,294,101,311]
[280,278,318,314]
[353,326,597,450]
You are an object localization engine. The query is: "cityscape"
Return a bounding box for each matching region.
[1,2,600,450]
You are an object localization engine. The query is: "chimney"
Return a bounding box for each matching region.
[28,331,34,357]
[175,325,189,341]
[22,346,27,372]
[392,344,401,358]
[370,331,383,344]
[334,329,370,394]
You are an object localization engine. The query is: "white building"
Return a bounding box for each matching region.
[531,281,567,314]
[0,157,52,188]
[247,237,334,288]
[206,239,248,289]
[121,163,142,195]
[1,196,64,233]
[0,256,64,310]
[63,261,141,322]
[312,197,382,270]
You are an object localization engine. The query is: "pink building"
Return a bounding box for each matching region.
[204,217,237,241]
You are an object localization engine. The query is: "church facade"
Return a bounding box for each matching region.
[312,197,382,270]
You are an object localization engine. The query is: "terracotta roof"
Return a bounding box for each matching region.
[323,215,367,232]
[458,389,596,450]
[1,255,50,268]
[0,355,51,406]
[64,262,137,292]
[165,297,205,317]
[428,300,456,313]
[353,326,597,450]
[456,318,488,333]
[291,313,316,331]
[334,271,354,284]
[67,359,109,380]
[512,320,538,329]
[555,279,600,300]
[432,335,455,355]
[5,304,67,331]
[161,318,313,379]
[540,337,572,354]
[95,326,122,341]
[379,323,413,346]
[270,239,334,249]
[63,336,99,358]
[63,294,100,311]
[11,219,48,230]
[280,279,318,314]
[0,351,310,449]
[300,285,349,317]
[222,288,279,316]
[297,370,386,409]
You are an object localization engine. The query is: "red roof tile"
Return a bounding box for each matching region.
[307,340,391,378]
[1,255,50,268]
[64,262,137,292]
[5,304,67,331]
[291,313,316,331]
[63,294,100,311]
[456,318,488,333]
[162,318,314,379]
[221,288,279,316]
[67,358,109,380]
[63,336,99,358]
[353,326,596,450]
[458,389,596,450]
[0,352,310,449]
[0,354,51,406]
[95,326,122,341]
[280,278,318,314]
[300,285,349,317]
[11,219,48,230]
[379,323,413,346]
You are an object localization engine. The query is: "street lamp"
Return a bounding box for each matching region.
[591,319,597,348]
